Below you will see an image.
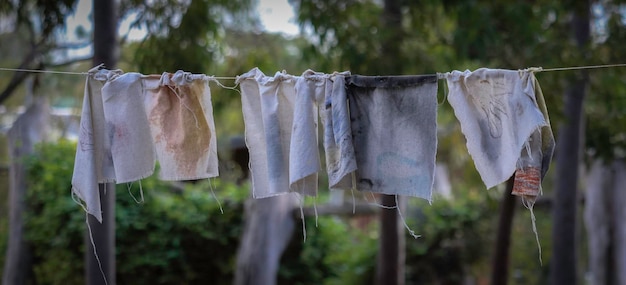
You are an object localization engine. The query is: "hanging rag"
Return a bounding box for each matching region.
[101,72,155,183]
[143,70,219,181]
[290,70,326,196]
[346,75,438,201]
[322,72,357,190]
[445,68,552,194]
[72,67,121,222]
[237,68,298,198]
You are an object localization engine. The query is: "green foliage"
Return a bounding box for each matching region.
[23,141,245,284]
[123,0,255,74]
[404,193,498,284]
[278,216,378,285]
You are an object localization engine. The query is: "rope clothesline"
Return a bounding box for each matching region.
[1,63,625,78]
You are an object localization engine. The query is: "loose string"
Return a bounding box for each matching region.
[126,181,145,204]
[208,178,224,214]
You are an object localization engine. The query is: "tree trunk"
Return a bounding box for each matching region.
[376,0,405,284]
[489,178,516,285]
[584,159,626,285]
[2,95,49,285]
[234,194,298,285]
[86,1,118,284]
[550,2,589,284]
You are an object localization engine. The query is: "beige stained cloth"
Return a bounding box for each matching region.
[143,70,219,181]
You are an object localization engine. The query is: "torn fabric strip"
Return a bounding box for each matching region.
[346,75,438,200]
[322,72,357,190]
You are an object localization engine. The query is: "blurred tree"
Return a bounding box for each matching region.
[291,0,626,284]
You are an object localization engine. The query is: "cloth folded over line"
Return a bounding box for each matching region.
[445,68,554,199]
[143,70,218,181]
[237,68,300,198]
[346,75,439,201]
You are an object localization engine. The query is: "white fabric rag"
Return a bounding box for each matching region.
[290,70,326,196]
[445,68,548,189]
[101,72,155,183]
[143,70,219,181]
[237,68,301,198]
[72,67,121,222]
[346,75,438,201]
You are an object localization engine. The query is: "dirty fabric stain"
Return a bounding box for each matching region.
[144,70,218,180]
[346,75,438,200]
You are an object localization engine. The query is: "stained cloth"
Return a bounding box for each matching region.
[143,70,219,181]
[346,75,438,200]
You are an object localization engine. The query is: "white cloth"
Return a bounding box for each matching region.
[237,68,299,198]
[445,68,547,189]
[101,72,155,183]
[72,67,121,222]
[143,70,218,181]
[346,75,438,201]
[322,72,356,190]
[290,70,325,196]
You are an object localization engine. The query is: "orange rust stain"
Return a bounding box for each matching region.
[512,167,541,199]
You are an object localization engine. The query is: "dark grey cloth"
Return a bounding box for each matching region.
[346,75,438,200]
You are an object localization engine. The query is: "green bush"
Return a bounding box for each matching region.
[23,141,244,284]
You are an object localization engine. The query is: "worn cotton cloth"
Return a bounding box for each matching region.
[72,67,121,222]
[346,75,438,200]
[101,72,155,183]
[445,68,551,190]
[290,70,325,196]
[322,72,357,190]
[237,68,300,198]
[143,70,218,181]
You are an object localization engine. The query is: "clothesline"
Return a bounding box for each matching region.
[0,63,625,78]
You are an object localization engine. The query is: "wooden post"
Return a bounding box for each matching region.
[490,178,516,285]
[86,0,117,284]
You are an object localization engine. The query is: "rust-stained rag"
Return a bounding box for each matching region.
[143,70,218,181]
